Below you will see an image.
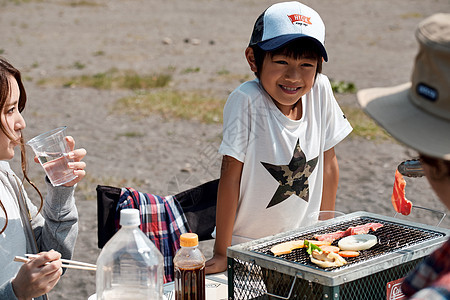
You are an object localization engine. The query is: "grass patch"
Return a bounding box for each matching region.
[116,131,145,139]
[114,90,226,124]
[93,50,105,56]
[72,61,85,70]
[330,80,357,94]
[215,70,251,84]
[400,12,423,19]
[217,68,230,76]
[341,105,392,141]
[38,68,172,90]
[182,67,200,74]
[65,0,104,7]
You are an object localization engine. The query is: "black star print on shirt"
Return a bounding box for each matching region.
[261,140,318,208]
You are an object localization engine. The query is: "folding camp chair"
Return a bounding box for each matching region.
[96,179,219,249]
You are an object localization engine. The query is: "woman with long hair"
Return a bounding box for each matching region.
[0,57,87,300]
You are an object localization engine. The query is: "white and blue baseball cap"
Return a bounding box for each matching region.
[249,1,328,61]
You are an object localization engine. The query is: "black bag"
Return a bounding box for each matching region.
[96,185,122,249]
[96,179,219,248]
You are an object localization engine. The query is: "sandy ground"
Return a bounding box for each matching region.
[1,0,449,299]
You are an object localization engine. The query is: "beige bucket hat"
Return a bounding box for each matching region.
[357,13,450,160]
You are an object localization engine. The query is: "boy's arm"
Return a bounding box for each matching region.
[320,147,339,211]
[205,155,243,274]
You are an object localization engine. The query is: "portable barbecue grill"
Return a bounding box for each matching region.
[227,211,450,300]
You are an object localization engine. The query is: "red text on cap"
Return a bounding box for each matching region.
[288,14,312,25]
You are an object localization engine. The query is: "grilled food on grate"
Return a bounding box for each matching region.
[270,239,305,256]
[311,250,347,268]
[270,239,331,256]
[271,225,381,267]
[338,250,360,257]
[338,234,378,251]
[313,222,384,242]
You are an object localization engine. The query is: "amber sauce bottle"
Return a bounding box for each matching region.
[174,233,206,300]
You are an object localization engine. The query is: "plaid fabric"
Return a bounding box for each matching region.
[117,188,191,283]
[401,237,450,299]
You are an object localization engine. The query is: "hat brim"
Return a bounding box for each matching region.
[257,34,328,62]
[357,83,450,160]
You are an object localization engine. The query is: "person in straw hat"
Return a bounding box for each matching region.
[357,13,450,299]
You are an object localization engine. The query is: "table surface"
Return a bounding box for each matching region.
[89,272,228,300]
[164,272,228,300]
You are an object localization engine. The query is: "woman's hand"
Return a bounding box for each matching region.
[62,136,87,186]
[11,250,63,300]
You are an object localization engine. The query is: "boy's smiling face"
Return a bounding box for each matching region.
[247,47,318,115]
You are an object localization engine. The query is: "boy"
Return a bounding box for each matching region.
[358,13,450,298]
[206,1,352,274]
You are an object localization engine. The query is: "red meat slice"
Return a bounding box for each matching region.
[369,223,384,231]
[391,170,413,215]
[314,223,384,242]
[314,231,346,242]
[346,223,384,235]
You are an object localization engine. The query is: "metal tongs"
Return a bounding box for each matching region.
[395,158,446,226]
[397,159,424,178]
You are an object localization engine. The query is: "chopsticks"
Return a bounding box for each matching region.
[14,254,97,271]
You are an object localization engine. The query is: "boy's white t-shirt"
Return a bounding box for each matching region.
[219,73,352,245]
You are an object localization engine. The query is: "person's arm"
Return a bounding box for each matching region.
[205,155,243,274]
[32,182,78,260]
[30,136,86,260]
[320,147,339,211]
[0,280,19,300]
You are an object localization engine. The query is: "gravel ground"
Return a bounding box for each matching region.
[1,0,449,299]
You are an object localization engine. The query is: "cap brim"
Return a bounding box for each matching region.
[357,83,450,159]
[257,34,328,62]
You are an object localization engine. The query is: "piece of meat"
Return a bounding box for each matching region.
[391,170,413,215]
[369,223,384,231]
[346,226,368,235]
[314,223,384,243]
[346,223,384,235]
[314,231,346,242]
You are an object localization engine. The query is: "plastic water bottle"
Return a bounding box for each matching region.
[173,233,206,300]
[96,209,164,300]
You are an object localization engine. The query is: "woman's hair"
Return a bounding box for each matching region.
[250,38,323,78]
[0,57,43,234]
[420,154,450,181]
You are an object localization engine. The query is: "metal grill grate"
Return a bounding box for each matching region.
[249,216,442,271]
[228,212,450,300]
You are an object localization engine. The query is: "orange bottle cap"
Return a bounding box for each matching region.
[180,233,198,247]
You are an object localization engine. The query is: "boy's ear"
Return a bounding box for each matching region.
[245,47,258,73]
